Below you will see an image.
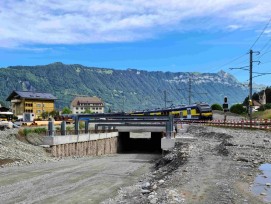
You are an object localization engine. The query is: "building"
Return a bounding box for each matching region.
[259,90,266,105]
[6,90,57,119]
[70,96,104,114]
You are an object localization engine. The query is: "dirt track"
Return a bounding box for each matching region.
[0,154,159,204]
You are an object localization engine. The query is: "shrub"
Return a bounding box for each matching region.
[79,121,85,129]
[33,127,47,134]
[22,127,47,136]
[265,103,271,110]
[23,128,32,136]
[258,103,271,111]
[230,104,246,114]
[211,103,223,111]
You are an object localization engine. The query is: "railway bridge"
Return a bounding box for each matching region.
[43,114,176,157]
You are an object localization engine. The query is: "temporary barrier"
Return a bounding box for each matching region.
[178,119,271,130]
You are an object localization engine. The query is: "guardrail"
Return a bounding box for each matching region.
[178,119,271,130]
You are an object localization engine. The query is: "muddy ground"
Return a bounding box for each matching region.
[104,125,271,204]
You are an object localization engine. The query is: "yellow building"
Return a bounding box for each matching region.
[6,90,57,119]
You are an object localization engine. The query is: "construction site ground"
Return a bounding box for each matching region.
[0,112,271,203]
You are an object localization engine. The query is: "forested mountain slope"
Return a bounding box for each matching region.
[0,62,249,111]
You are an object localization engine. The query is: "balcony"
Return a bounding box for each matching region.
[11,99,21,103]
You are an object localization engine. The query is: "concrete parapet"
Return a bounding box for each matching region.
[43,132,118,146]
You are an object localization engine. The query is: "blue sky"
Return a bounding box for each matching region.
[0,0,271,86]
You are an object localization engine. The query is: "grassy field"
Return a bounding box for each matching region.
[252,109,271,119]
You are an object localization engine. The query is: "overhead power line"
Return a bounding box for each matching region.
[260,38,271,52]
[250,17,271,49]
[214,53,247,71]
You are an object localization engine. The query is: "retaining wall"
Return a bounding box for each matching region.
[43,132,119,157]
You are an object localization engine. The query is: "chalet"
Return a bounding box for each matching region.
[70,96,104,114]
[6,90,57,119]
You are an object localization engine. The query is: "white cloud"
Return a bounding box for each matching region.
[0,0,270,48]
[227,25,242,30]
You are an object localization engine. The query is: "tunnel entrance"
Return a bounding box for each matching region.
[118,132,162,153]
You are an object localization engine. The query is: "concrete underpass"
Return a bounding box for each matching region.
[118,132,163,153]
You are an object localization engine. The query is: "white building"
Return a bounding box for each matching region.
[70,96,104,114]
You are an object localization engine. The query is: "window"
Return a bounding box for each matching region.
[25,103,33,107]
[37,110,41,113]
[36,103,41,107]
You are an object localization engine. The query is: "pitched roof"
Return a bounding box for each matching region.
[6,90,57,101]
[252,100,261,106]
[71,96,104,106]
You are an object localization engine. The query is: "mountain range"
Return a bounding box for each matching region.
[0,62,252,112]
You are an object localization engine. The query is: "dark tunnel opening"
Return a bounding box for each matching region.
[118,132,162,153]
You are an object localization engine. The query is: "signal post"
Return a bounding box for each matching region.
[223,96,229,123]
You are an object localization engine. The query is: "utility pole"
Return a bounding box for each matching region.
[164,90,172,108]
[249,50,253,125]
[188,78,192,105]
[178,76,207,105]
[164,90,167,108]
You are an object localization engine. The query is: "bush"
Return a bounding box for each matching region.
[265,103,271,109]
[211,103,223,111]
[79,121,85,129]
[23,128,32,136]
[33,127,47,134]
[258,103,271,111]
[22,127,47,136]
[230,104,246,114]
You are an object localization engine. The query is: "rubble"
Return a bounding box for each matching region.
[0,129,56,167]
[106,125,271,203]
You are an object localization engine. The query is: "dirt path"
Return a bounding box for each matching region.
[0,154,160,204]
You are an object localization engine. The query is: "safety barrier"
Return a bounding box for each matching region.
[179,119,271,130]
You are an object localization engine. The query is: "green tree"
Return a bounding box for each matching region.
[243,96,249,106]
[49,110,59,117]
[252,92,259,101]
[230,104,246,114]
[41,111,49,120]
[83,108,93,114]
[0,100,5,107]
[211,103,223,111]
[62,107,72,114]
[258,103,271,111]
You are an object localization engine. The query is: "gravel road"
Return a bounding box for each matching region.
[0,153,160,204]
[1,113,271,203]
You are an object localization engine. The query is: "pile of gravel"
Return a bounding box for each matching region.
[0,129,56,167]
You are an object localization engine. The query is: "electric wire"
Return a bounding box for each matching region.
[250,17,271,49]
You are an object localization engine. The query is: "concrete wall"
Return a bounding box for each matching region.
[43,132,119,157]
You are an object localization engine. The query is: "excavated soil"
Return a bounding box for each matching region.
[105,125,271,204]
[1,122,271,203]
